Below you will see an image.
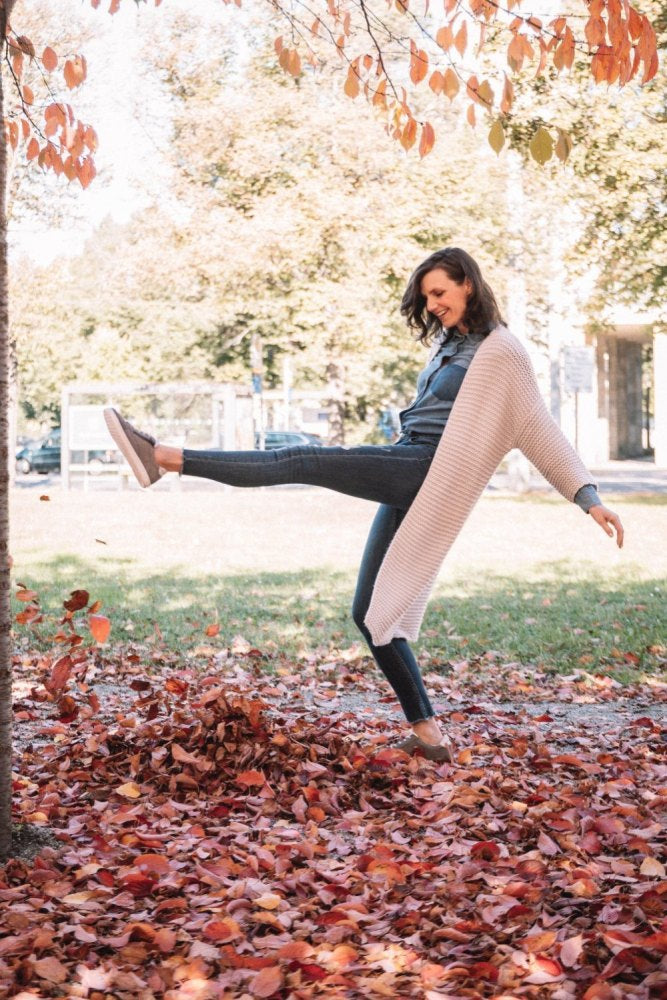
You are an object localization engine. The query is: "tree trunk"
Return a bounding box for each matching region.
[0,0,18,861]
[325,358,345,446]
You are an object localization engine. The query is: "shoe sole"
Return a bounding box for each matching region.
[104,408,151,489]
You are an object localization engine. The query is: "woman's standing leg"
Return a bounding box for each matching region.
[352,504,446,746]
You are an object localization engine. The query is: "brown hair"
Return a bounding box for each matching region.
[401,247,504,344]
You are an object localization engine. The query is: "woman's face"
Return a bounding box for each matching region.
[420,268,471,331]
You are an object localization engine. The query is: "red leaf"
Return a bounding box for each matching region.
[471,840,501,861]
[120,872,156,898]
[64,589,89,612]
[89,614,111,644]
[47,655,73,693]
[205,623,220,637]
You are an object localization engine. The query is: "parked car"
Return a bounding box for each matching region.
[262,430,324,449]
[15,428,118,474]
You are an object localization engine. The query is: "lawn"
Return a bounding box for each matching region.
[11,484,666,679]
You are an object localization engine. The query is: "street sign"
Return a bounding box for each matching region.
[563,346,595,393]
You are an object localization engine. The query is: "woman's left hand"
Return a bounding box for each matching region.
[589,504,624,548]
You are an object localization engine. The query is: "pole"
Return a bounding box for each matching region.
[282,356,292,431]
[250,333,264,449]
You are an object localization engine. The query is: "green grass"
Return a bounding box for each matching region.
[13,554,665,681]
[11,488,666,682]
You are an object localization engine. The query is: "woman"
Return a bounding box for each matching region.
[104,248,624,762]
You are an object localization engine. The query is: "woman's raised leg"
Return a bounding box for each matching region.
[105,407,435,510]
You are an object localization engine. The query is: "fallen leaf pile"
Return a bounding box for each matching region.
[4,641,667,999]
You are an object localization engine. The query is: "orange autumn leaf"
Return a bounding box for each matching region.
[42,46,58,71]
[204,918,242,941]
[64,55,87,89]
[250,965,284,997]
[16,588,38,602]
[236,769,266,787]
[89,614,111,644]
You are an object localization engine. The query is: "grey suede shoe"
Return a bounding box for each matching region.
[104,408,164,488]
[394,733,454,762]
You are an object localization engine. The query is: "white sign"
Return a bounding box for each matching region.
[68,406,111,450]
[563,346,595,394]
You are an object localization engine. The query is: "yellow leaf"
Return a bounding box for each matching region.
[62,891,98,904]
[117,781,142,799]
[488,119,505,154]
[25,811,49,823]
[443,67,459,100]
[344,66,360,98]
[640,856,666,877]
[477,79,494,108]
[255,893,282,909]
[529,126,553,164]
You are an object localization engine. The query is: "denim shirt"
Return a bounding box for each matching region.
[399,327,601,513]
[399,329,486,442]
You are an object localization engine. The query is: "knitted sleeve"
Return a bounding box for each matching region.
[514,391,595,503]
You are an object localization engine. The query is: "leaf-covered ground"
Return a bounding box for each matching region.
[4,641,667,1000]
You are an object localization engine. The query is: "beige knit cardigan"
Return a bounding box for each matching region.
[364,324,594,646]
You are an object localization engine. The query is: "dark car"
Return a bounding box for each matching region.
[262,430,324,449]
[15,428,118,475]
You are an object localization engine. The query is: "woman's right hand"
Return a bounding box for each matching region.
[589,504,624,548]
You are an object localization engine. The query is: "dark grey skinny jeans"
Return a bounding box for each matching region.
[182,436,439,722]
